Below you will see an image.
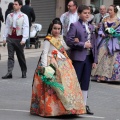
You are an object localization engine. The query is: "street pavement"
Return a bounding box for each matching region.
[0,40,120,120]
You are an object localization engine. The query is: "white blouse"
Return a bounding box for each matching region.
[41,36,69,67]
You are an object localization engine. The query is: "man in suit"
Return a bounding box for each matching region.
[93,5,109,28]
[2,0,29,79]
[66,5,98,115]
[21,0,36,49]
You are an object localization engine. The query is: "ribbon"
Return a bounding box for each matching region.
[105,28,120,43]
[37,70,64,92]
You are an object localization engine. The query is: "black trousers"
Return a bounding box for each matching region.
[7,37,27,74]
[0,22,1,31]
[72,55,93,90]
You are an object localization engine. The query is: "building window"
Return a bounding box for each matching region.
[114,0,120,5]
[90,0,102,8]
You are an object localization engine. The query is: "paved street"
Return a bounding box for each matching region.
[0,41,120,120]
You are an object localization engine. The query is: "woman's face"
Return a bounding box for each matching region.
[51,24,61,37]
[108,6,116,16]
[78,9,90,22]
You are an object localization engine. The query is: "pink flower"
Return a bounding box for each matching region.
[18,14,24,19]
[16,27,20,30]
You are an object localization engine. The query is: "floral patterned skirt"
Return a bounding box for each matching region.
[30,56,86,116]
[91,45,120,82]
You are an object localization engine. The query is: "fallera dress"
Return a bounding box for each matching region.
[92,18,120,82]
[30,35,86,116]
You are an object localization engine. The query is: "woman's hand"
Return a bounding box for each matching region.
[92,63,97,69]
[101,34,105,38]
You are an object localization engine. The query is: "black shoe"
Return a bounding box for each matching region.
[22,71,26,78]
[86,105,94,115]
[2,73,12,79]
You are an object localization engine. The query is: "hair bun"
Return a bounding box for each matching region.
[52,17,61,22]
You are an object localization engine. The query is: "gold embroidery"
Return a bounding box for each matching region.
[103,17,120,29]
[45,35,69,58]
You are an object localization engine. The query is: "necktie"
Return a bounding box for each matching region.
[99,16,103,23]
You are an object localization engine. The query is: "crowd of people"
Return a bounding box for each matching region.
[0,0,120,118]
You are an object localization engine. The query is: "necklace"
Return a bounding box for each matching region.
[108,15,117,22]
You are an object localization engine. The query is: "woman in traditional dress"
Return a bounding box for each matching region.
[30,18,86,117]
[92,5,120,82]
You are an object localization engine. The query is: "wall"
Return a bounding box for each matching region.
[56,0,65,17]
[81,0,90,5]
[103,0,113,8]
[76,0,82,6]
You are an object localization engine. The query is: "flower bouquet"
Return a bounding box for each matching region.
[105,27,120,43]
[36,50,64,92]
[105,27,116,35]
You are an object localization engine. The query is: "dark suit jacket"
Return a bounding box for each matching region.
[66,19,98,63]
[21,5,35,26]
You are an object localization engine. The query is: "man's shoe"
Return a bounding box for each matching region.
[86,105,94,115]
[22,71,26,78]
[2,73,12,79]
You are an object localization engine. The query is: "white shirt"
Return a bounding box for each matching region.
[41,36,68,67]
[60,11,79,35]
[3,11,29,42]
[83,22,91,50]
[68,11,78,31]
[83,22,91,40]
